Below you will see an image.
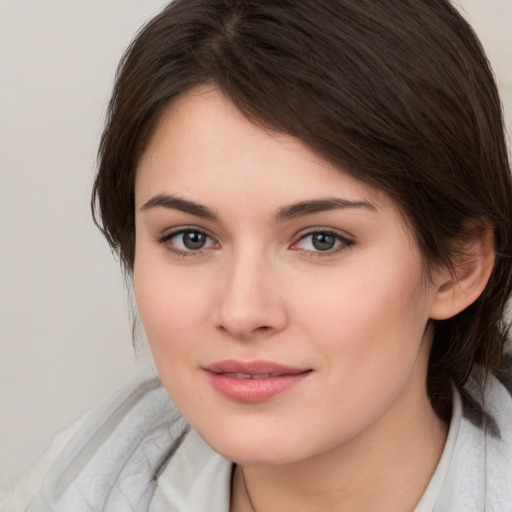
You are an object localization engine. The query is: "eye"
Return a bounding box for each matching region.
[158,228,217,254]
[292,230,353,254]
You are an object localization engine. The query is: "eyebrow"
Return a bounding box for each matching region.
[140,194,376,221]
[274,198,377,221]
[141,194,217,219]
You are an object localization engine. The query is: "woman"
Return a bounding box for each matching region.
[12,0,512,510]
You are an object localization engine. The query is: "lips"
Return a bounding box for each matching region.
[222,372,281,379]
[204,360,312,402]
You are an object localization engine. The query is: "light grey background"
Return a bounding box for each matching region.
[1,0,511,483]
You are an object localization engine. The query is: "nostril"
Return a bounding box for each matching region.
[216,323,273,339]
[255,326,271,333]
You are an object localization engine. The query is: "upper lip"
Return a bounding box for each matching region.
[204,359,311,376]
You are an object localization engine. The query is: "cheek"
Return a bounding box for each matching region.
[289,265,431,438]
[296,258,431,382]
[134,270,206,415]
[299,256,428,334]
[133,254,209,360]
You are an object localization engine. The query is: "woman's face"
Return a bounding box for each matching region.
[134,87,443,465]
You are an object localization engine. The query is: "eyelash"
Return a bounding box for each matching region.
[156,228,218,257]
[156,228,355,258]
[291,230,355,258]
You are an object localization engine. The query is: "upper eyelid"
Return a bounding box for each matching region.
[293,226,355,242]
[158,226,214,241]
[290,228,355,251]
[155,227,216,251]
[295,233,352,245]
[156,227,218,256]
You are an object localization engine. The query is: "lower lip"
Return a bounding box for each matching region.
[205,371,311,403]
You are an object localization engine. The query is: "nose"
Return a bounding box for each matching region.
[215,248,288,340]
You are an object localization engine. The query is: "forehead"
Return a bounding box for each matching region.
[136,86,392,212]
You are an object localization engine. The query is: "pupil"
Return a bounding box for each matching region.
[312,233,335,251]
[183,232,206,250]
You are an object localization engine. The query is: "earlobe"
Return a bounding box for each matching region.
[429,226,495,320]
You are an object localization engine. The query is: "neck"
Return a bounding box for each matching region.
[231,370,448,512]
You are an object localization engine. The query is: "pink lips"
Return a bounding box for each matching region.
[204,360,312,402]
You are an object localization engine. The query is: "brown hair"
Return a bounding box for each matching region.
[92,0,512,420]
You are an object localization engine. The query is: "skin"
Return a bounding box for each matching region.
[134,86,450,511]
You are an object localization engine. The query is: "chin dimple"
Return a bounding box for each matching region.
[223,372,274,379]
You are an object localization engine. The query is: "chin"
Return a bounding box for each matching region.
[194,423,322,466]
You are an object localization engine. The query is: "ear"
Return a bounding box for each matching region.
[429,225,495,320]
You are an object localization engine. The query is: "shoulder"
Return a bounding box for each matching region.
[436,370,512,511]
[476,371,512,509]
[4,370,188,512]
[0,412,89,512]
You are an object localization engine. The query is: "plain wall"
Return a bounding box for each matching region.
[1,0,511,483]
